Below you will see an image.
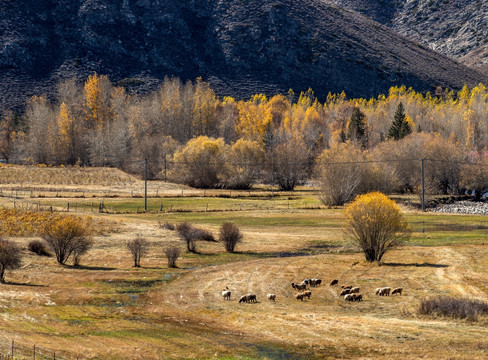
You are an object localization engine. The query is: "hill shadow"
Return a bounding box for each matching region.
[381,262,448,268]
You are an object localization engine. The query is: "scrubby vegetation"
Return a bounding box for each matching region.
[418,296,488,321]
[27,240,51,257]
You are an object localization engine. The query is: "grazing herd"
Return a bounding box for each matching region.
[375,287,403,296]
[221,278,403,304]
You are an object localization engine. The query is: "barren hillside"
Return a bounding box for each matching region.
[330,0,488,73]
[0,0,486,110]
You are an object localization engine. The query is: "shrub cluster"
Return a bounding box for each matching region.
[160,221,175,231]
[418,296,488,321]
[27,240,51,257]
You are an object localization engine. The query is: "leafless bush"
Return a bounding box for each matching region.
[176,222,215,253]
[164,246,181,268]
[160,221,175,231]
[127,237,149,267]
[418,296,488,321]
[219,222,243,253]
[0,238,22,283]
[28,240,51,256]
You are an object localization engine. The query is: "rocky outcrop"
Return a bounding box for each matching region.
[0,0,486,110]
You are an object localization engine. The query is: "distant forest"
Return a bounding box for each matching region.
[1,74,487,201]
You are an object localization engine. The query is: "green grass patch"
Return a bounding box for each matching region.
[34,194,322,214]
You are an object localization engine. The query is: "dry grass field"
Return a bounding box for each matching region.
[0,167,488,359]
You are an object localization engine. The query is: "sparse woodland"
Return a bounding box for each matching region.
[1,75,488,201]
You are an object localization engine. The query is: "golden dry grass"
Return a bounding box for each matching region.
[0,165,188,199]
[0,214,487,359]
[0,167,487,359]
[149,245,488,359]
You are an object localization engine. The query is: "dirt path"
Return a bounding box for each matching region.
[435,247,484,298]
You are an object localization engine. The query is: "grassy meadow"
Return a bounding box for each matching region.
[0,166,487,359]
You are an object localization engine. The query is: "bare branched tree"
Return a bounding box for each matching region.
[176,222,199,253]
[127,237,149,267]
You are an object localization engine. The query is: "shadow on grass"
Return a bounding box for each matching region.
[69,265,116,271]
[381,262,449,268]
[5,281,46,287]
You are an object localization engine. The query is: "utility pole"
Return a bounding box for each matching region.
[144,159,148,212]
[164,154,167,182]
[421,158,425,211]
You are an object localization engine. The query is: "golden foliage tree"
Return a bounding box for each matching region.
[170,136,226,188]
[41,216,93,265]
[344,192,411,262]
[55,102,74,163]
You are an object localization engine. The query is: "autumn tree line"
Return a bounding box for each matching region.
[1,74,488,204]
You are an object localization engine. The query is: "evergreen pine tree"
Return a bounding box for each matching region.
[347,107,368,146]
[388,102,411,140]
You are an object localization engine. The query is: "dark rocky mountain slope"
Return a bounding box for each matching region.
[329,0,488,73]
[0,0,486,109]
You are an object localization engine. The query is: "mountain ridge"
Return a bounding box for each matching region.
[0,0,486,110]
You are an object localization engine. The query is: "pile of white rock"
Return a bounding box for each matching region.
[430,201,488,215]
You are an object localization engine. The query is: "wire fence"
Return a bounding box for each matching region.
[0,156,483,214]
[1,188,320,215]
[0,339,78,360]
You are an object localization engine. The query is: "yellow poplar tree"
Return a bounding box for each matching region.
[84,73,114,128]
[56,102,73,159]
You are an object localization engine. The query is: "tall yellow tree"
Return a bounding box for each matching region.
[55,102,73,162]
[84,73,114,129]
